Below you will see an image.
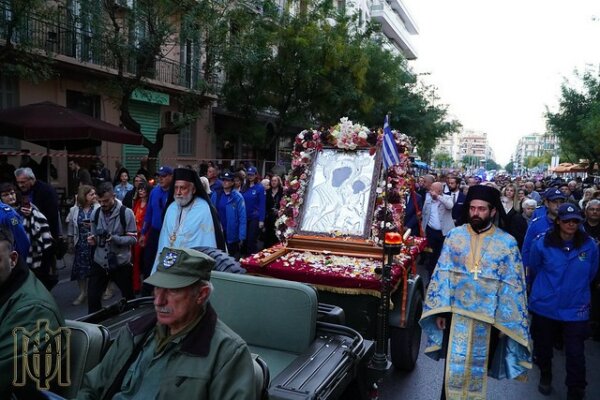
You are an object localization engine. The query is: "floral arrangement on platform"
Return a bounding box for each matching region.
[371,132,416,245]
[275,117,416,245]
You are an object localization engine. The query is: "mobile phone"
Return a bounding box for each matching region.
[21,197,30,208]
[82,219,91,224]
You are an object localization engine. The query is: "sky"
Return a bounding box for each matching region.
[402,0,600,165]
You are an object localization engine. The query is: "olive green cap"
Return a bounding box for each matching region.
[144,247,214,289]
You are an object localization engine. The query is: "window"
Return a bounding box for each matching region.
[0,72,19,149]
[177,122,195,156]
[66,90,101,118]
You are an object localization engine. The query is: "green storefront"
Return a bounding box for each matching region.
[122,89,169,174]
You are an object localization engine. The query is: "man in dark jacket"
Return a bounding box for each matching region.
[14,167,61,240]
[76,247,256,399]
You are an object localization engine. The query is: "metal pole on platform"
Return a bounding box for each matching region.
[370,167,393,371]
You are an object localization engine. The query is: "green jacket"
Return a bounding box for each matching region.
[0,260,65,398]
[76,304,256,400]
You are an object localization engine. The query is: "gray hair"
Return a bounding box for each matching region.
[586,199,600,210]
[14,167,35,180]
[522,199,537,208]
[192,280,214,300]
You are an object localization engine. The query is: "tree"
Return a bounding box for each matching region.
[221,0,372,155]
[484,159,500,171]
[0,0,57,81]
[220,0,460,158]
[462,155,481,167]
[546,70,600,174]
[505,161,514,174]
[433,152,453,168]
[83,0,234,170]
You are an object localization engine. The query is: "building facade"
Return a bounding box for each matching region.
[511,132,559,174]
[0,0,217,189]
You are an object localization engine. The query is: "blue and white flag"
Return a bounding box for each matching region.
[383,115,400,169]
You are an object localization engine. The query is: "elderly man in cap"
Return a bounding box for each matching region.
[152,168,225,273]
[420,185,531,400]
[76,247,256,399]
[211,171,246,260]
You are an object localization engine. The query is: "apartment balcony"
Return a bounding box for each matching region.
[370,0,418,60]
[1,10,205,92]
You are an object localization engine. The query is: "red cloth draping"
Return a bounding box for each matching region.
[241,237,426,297]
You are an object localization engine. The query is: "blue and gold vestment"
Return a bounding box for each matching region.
[420,224,532,400]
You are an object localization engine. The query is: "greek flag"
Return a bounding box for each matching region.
[383,115,400,169]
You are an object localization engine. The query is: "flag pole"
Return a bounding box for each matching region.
[370,113,396,371]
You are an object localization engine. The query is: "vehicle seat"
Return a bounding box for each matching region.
[210,271,317,379]
[55,320,111,398]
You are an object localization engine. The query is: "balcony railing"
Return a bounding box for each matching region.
[0,6,204,91]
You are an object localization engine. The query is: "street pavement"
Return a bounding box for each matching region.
[50,253,600,399]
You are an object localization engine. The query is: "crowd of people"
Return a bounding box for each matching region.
[0,154,283,398]
[415,172,600,400]
[0,155,285,313]
[1,149,599,399]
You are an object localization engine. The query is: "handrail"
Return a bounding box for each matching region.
[0,2,205,90]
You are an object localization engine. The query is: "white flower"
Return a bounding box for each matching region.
[358,130,368,139]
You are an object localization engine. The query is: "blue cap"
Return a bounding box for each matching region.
[221,171,234,181]
[544,188,566,201]
[557,203,583,221]
[158,166,173,176]
[247,166,257,175]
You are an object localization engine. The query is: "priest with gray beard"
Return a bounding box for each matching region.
[151,168,226,274]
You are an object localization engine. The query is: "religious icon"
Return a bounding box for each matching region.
[299,148,380,238]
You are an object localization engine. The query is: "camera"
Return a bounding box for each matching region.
[96,228,111,247]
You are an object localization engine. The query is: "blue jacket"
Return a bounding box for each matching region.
[142,186,169,234]
[212,190,247,244]
[529,233,599,321]
[0,202,29,259]
[242,183,266,222]
[522,214,553,267]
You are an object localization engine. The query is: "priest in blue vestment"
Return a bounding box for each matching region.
[151,168,226,274]
[420,184,532,400]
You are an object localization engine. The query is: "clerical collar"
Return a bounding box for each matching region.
[473,223,493,234]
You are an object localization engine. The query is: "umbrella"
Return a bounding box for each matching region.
[0,101,143,150]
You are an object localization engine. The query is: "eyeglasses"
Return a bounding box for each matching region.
[587,208,600,212]
[560,219,581,224]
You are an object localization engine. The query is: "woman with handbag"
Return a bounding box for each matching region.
[66,185,99,305]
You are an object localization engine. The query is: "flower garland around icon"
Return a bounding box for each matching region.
[275,117,415,244]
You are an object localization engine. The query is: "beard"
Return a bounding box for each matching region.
[468,214,492,231]
[175,192,194,207]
